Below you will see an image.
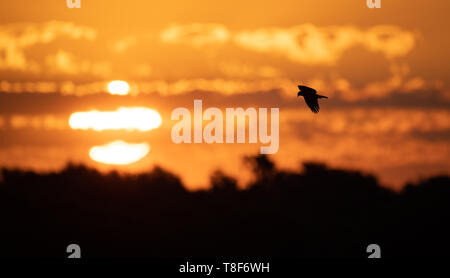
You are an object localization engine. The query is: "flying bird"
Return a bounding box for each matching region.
[297,85,328,113]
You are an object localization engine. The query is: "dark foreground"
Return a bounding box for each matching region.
[0,155,448,258]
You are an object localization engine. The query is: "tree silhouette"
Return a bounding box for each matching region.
[0,154,448,258]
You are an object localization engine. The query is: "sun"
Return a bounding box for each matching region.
[107,80,130,95]
[69,107,162,131]
[89,140,150,165]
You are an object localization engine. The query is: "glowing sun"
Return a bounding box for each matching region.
[89,140,150,165]
[69,107,162,131]
[107,80,130,95]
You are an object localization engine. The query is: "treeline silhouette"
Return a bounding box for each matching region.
[0,154,449,258]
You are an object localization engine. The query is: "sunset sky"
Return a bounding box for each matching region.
[0,0,449,190]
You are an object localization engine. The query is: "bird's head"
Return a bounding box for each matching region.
[297,91,302,97]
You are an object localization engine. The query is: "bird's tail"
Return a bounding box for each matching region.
[317,94,328,99]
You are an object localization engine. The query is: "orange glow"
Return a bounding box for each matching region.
[107,80,130,95]
[69,107,162,131]
[0,0,449,190]
[89,140,150,165]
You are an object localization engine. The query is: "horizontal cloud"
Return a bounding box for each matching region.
[161,23,230,46]
[112,36,138,53]
[1,107,448,189]
[0,21,97,71]
[283,108,450,136]
[9,114,66,130]
[4,107,449,139]
[219,62,281,78]
[160,23,416,65]
[0,80,58,93]
[234,24,416,65]
[0,22,438,103]
[0,73,444,103]
[45,50,111,76]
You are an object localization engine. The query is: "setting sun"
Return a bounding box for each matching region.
[69,107,162,131]
[107,80,130,95]
[89,140,150,165]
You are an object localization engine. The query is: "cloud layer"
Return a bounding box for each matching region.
[0,21,96,72]
[161,23,416,65]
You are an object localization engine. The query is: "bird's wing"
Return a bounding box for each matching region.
[304,95,320,113]
[298,85,317,94]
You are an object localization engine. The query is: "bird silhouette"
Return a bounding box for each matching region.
[297,85,328,113]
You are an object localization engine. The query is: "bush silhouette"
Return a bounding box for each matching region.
[0,155,448,258]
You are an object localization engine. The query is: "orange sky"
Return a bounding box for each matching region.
[0,0,449,190]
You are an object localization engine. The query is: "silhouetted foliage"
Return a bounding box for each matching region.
[0,155,448,258]
[210,170,238,194]
[244,154,275,185]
